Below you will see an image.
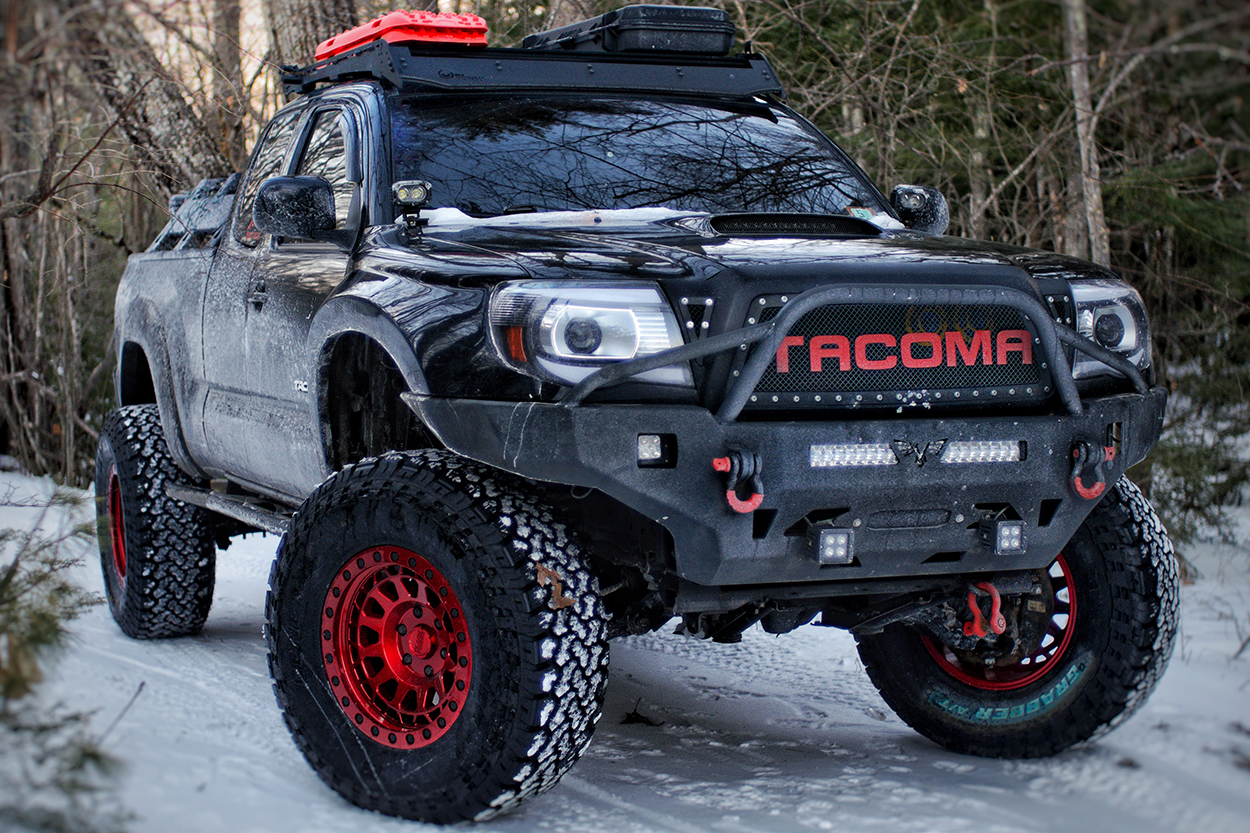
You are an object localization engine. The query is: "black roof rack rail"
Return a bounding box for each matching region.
[282,40,783,99]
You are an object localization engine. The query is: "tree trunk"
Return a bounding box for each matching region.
[1062,0,1110,266]
[211,0,246,170]
[262,0,357,71]
[540,0,596,31]
[55,0,232,194]
[969,104,990,240]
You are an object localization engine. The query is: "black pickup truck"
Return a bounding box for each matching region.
[95,6,1179,825]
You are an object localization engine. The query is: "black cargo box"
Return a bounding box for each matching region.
[522,5,735,55]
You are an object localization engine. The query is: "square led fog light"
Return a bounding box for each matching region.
[809,527,854,566]
[979,519,1026,555]
[637,433,676,468]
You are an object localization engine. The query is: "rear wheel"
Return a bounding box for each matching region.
[94,405,216,638]
[856,477,1178,757]
[267,450,609,823]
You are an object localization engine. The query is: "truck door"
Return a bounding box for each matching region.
[238,105,361,497]
[200,106,303,487]
[203,104,363,499]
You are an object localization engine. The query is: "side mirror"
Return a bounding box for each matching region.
[253,176,336,240]
[890,184,949,235]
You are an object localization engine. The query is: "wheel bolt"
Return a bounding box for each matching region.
[403,654,413,665]
[397,624,407,635]
[424,665,434,677]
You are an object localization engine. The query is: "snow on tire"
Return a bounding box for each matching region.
[94,404,217,639]
[856,476,1179,758]
[266,449,610,824]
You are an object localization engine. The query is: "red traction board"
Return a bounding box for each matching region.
[315,10,488,61]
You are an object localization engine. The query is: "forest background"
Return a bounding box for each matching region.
[0,0,1247,547]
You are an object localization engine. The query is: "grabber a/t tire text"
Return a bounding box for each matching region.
[266,450,610,824]
[94,404,216,638]
[856,477,1179,757]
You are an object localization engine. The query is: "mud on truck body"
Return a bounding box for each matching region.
[96,6,1178,824]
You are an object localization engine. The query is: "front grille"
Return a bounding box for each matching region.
[741,296,1051,409]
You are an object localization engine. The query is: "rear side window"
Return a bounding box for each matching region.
[232,109,301,247]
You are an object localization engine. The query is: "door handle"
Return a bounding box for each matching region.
[248,279,267,309]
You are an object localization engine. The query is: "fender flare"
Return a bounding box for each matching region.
[307,294,432,462]
[117,300,207,480]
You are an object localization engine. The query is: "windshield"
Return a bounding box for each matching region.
[390,96,888,218]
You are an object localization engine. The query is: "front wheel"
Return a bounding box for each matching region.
[856,477,1179,757]
[266,450,609,823]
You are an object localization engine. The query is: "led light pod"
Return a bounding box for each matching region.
[809,527,854,565]
[979,519,1026,555]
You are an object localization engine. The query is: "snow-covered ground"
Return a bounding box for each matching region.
[6,470,1250,833]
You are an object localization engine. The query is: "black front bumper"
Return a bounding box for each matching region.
[405,387,1166,587]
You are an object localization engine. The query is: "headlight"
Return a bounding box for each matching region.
[1069,278,1150,380]
[490,281,692,387]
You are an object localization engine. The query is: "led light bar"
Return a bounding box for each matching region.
[810,443,896,468]
[941,440,1023,464]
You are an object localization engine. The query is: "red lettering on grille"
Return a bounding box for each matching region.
[769,328,1035,374]
[855,334,897,370]
[900,332,943,368]
[946,330,992,367]
[810,335,851,372]
[775,335,805,373]
[996,330,1033,365]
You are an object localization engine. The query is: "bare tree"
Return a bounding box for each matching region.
[211,0,246,169]
[262,0,357,71]
[1062,0,1109,266]
[51,0,231,194]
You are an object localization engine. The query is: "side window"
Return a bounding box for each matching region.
[294,110,355,231]
[233,109,301,247]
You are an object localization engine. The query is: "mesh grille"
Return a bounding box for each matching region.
[744,298,1050,408]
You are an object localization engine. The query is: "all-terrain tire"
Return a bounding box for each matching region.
[856,477,1179,757]
[266,450,610,824]
[94,404,216,638]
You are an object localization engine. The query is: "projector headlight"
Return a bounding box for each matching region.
[490,281,692,387]
[1069,278,1151,380]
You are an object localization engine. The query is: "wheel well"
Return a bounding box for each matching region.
[119,342,157,405]
[323,334,435,470]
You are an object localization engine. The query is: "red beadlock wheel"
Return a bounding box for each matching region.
[856,479,1179,759]
[268,450,609,823]
[322,547,472,749]
[106,465,128,584]
[922,555,1077,691]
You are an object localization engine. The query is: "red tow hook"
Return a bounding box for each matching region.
[964,581,1007,638]
[1071,442,1116,500]
[712,449,764,514]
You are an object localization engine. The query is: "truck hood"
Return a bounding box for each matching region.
[414,207,1118,290]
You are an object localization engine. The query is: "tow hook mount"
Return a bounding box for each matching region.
[1071,440,1116,500]
[712,448,764,513]
[965,581,1007,638]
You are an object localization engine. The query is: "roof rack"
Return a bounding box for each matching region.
[282,6,782,99]
[283,40,781,99]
